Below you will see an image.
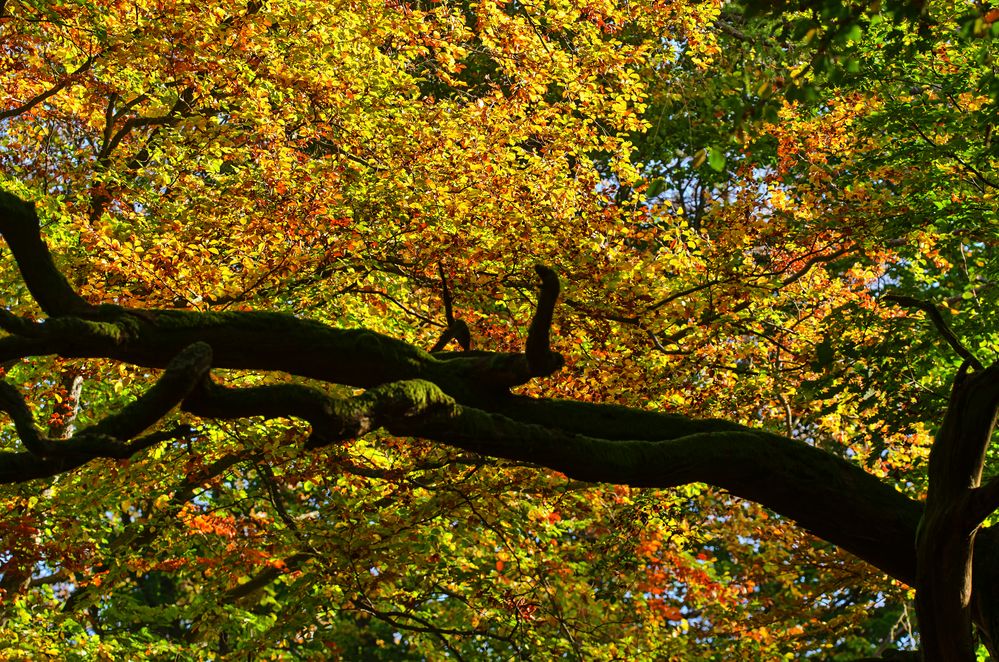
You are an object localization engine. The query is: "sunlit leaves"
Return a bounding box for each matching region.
[0,0,989,656]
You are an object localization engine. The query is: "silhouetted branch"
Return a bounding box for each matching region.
[0,56,97,121]
[223,552,312,601]
[884,293,983,370]
[0,192,94,316]
[525,265,563,376]
[431,264,471,352]
[0,343,208,480]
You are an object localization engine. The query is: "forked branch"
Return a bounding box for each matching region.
[0,343,209,482]
[431,264,471,352]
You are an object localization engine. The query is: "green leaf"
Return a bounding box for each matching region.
[707,147,726,172]
[646,177,667,199]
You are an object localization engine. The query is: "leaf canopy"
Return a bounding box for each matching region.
[0,0,997,657]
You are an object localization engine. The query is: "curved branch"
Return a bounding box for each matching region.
[0,381,49,455]
[525,265,563,376]
[0,425,191,484]
[178,376,921,585]
[387,387,923,586]
[182,379,373,448]
[0,343,209,481]
[883,294,983,370]
[10,302,561,396]
[0,309,43,337]
[0,190,922,589]
[431,265,472,352]
[0,191,94,316]
[85,341,212,440]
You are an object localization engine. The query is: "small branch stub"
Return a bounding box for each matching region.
[526,265,563,376]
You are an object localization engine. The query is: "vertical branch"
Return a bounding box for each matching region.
[525,265,562,376]
[916,361,999,660]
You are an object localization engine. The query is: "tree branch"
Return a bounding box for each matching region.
[0,189,923,591]
[884,293,984,370]
[0,343,208,481]
[0,56,97,121]
[972,475,999,529]
[430,264,471,352]
[222,552,311,602]
[180,375,922,585]
[0,192,94,316]
[525,265,563,376]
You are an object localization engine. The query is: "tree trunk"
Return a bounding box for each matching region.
[915,364,999,661]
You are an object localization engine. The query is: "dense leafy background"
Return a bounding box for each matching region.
[0,0,996,657]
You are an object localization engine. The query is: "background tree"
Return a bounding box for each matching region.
[0,0,997,659]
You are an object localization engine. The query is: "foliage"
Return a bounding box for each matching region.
[0,0,997,658]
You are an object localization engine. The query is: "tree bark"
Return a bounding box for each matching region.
[915,363,999,660]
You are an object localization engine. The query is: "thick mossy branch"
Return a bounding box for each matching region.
[5,302,547,395]
[183,379,372,447]
[380,388,922,586]
[0,450,85,484]
[495,395,748,441]
[0,188,926,590]
[85,341,212,440]
[0,343,209,478]
[182,377,457,449]
[177,375,921,584]
[0,309,44,337]
[0,335,58,365]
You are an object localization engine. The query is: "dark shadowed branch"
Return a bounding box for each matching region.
[0,342,208,481]
[525,265,563,376]
[0,192,94,316]
[431,264,471,352]
[884,293,984,370]
[0,56,98,122]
